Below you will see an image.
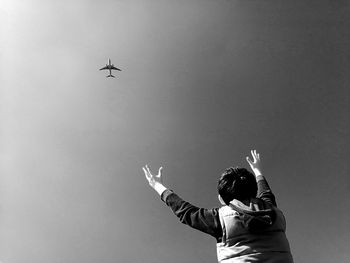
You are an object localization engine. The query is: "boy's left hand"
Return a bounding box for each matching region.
[142,165,163,188]
[142,165,167,196]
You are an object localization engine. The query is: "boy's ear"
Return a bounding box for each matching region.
[218,195,226,205]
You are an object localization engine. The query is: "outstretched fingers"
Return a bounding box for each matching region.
[254,150,260,161]
[247,149,261,166]
[143,165,153,181]
[143,166,149,178]
[246,156,253,165]
[251,150,260,161]
[249,150,256,163]
[145,164,151,174]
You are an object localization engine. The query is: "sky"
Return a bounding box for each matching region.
[1,0,350,262]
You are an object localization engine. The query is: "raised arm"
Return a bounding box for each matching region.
[142,165,222,240]
[246,150,277,206]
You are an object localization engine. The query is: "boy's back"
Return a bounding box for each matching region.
[217,198,293,262]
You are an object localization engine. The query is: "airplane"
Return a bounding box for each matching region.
[99,58,121,78]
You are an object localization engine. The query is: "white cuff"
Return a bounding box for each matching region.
[153,182,167,196]
[256,175,264,181]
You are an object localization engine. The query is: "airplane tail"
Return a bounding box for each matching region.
[107,74,115,78]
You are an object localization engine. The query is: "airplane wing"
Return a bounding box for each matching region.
[99,66,108,70]
[111,66,121,71]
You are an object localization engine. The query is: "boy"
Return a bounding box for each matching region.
[142,150,293,262]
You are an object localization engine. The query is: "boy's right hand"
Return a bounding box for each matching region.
[246,150,262,176]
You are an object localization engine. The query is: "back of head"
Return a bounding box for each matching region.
[218,167,257,205]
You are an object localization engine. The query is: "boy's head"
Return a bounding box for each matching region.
[218,167,257,205]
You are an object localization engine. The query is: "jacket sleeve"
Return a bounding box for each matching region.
[256,175,277,207]
[161,189,222,240]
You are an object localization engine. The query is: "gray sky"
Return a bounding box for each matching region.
[1,1,350,262]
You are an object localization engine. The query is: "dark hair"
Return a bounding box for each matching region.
[218,167,257,205]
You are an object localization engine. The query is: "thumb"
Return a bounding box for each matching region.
[246,156,252,165]
[157,167,163,177]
